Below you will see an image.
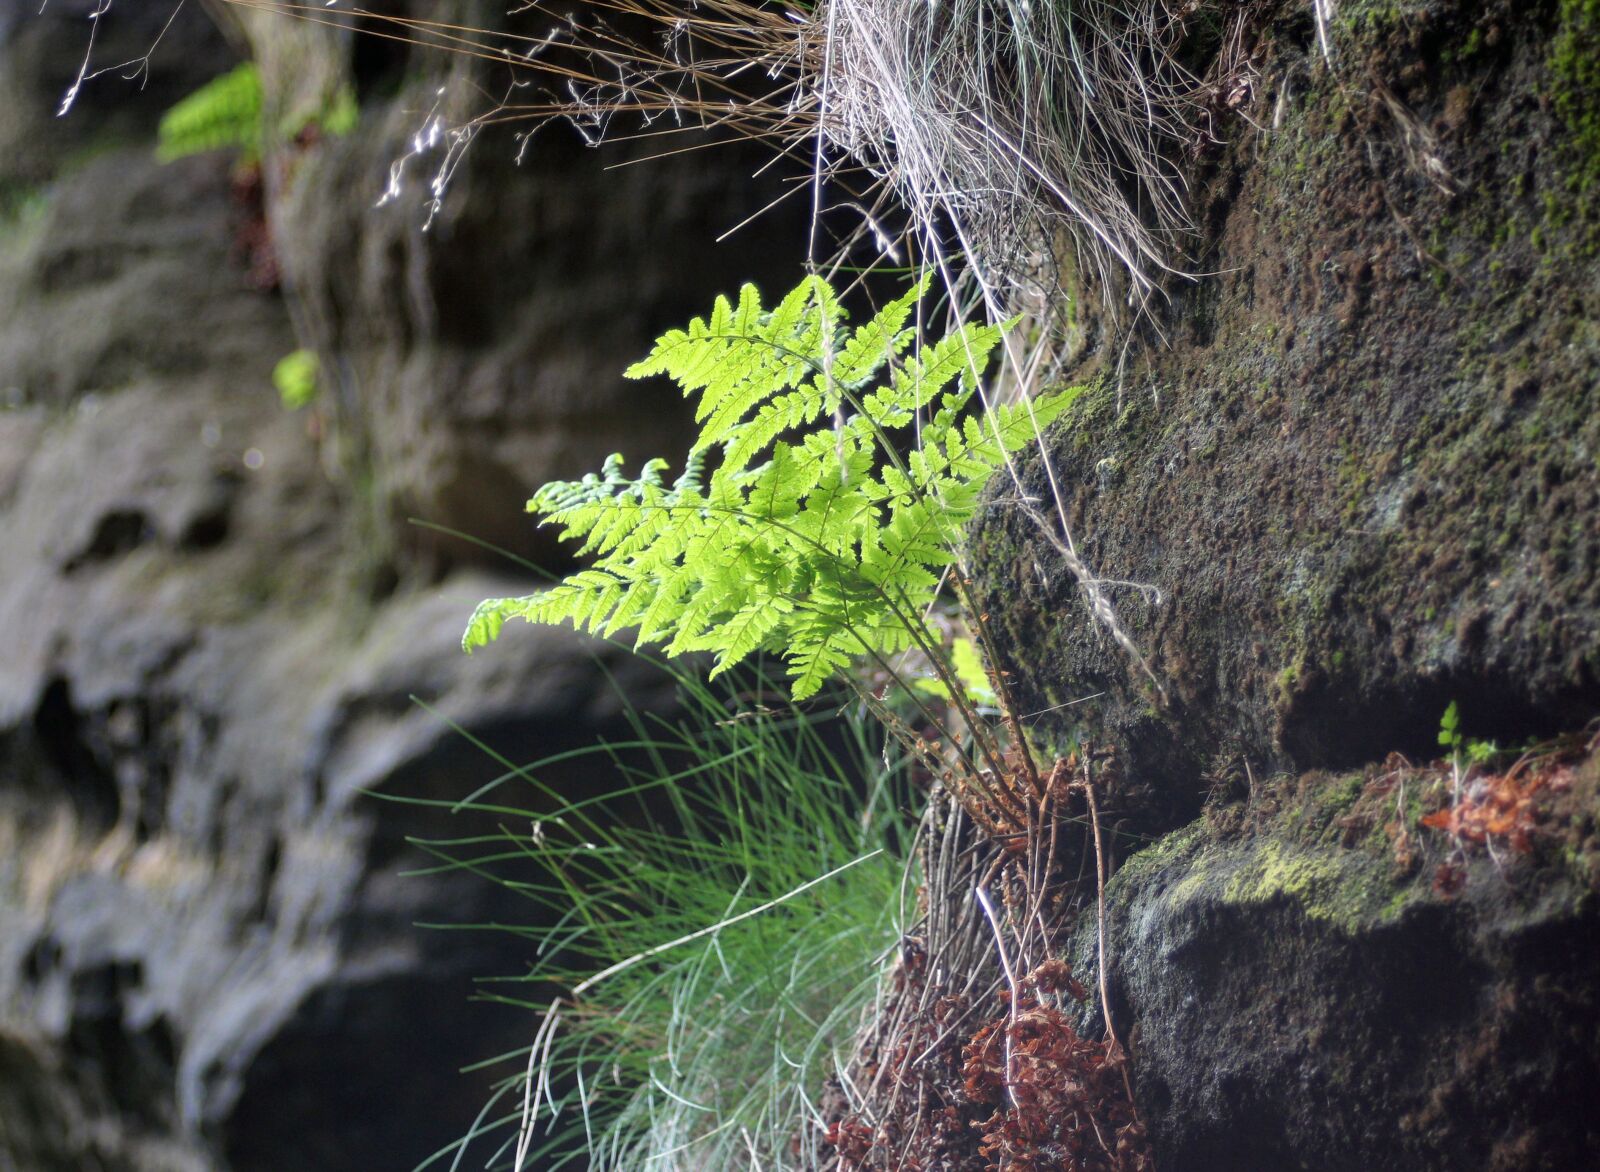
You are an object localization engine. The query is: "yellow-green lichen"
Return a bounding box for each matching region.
[1108,823,1208,905]
[1115,821,1422,937]
[1217,838,1419,932]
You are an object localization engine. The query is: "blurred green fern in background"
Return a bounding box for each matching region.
[156,62,264,163]
[156,61,357,164]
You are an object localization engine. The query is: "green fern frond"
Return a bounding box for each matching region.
[156,61,360,166]
[466,276,1079,699]
[831,274,929,389]
[157,63,264,163]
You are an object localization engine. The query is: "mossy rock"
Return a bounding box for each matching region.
[1070,750,1600,1169]
[972,0,1600,827]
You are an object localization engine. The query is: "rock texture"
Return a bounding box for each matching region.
[970,1,1600,1167]
[973,0,1600,825]
[0,2,795,1167]
[1071,755,1600,1170]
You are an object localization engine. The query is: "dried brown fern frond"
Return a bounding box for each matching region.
[819,766,1151,1172]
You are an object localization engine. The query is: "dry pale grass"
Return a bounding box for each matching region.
[212,0,1271,333]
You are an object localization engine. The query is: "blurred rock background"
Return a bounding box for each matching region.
[0,1,802,1166]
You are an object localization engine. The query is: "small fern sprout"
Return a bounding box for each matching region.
[464,275,1079,708]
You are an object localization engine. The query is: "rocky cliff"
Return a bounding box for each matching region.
[973,0,1600,1166]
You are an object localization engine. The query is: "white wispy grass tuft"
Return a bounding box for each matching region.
[811,0,1203,322]
[400,664,916,1171]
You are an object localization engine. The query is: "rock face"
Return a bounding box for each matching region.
[0,2,795,1167]
[973,0,1600,823]
[971,0,1600,1166]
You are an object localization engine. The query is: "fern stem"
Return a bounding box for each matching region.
[952,570,1044,799]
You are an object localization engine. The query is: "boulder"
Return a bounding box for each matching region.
[1072,754,1600,1170]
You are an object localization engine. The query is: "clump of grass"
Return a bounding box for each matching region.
[814,0,1203,317]
[406,663,916,1171]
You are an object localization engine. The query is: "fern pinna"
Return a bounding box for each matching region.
[156,63,264,164]
[463,276,1076,699]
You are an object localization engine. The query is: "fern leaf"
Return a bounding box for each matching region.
[712,596,794,678]
[788,616,857,700]
[466,274,1067,701]
[529,571,632,632]
[721,380,831,477]
[870,500,959,576]
[831,274,930,390]
[632,566,698,647]
[748,443,824,522]
[157,63,264,163]
[791,450,875,559]
[767,275,828,342]
[885,322,1004,419]
[462,596,521,652]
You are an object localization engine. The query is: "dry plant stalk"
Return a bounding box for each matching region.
[819,751,1149,1172]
